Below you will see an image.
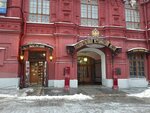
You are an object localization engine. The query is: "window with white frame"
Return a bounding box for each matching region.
[29,0,50,23]
[81,0,98,26]
[125,0,140,29]
[129,53,145,78]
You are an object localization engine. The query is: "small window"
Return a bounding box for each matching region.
[0,0,7,14]
[129,53,145,78]
[81,0,98,26]
[28,0,50,23]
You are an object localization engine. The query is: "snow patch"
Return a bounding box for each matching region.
[127,88,150,98]
[0,93,92,100]
[0,94,17,98]
[19,93,92,100]
[24,88,34,93]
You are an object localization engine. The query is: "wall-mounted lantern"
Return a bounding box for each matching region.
[49,55,53,61]
[20,54,24,61]
[20,50,24,61]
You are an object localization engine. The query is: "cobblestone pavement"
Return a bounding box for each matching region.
[26,85,127,96]
[0,94,150,113]
[0,85,149,97]
[0,85,150,113]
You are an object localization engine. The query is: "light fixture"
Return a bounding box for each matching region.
[79,60,83,64]
[20,55,24,60]
[43,53,46,56]
[83,57,88,62]
[49,55,53,61]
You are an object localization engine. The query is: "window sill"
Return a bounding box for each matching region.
[129,77,146,79]
[126,28,145,31]
[27,21,54,24]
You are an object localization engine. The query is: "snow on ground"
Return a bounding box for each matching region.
[19,93,92,100]
[128,88,150,98]
[24,88,34,93]
[0,87,92,100]
[21,88,34,96]
[0,94,17,98]
[0,93,92,100]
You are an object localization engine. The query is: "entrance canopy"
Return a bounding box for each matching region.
[67,38,121,55]
[21,42,54,51]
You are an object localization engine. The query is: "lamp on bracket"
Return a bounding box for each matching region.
[20,50,24,61]
[49,55,53,61]
[49,48,53,61]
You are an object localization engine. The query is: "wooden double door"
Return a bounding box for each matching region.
[77,57,102,85]
[30,61,46,86]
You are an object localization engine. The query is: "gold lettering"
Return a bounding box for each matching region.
[103,40,109,46]
[88,39,93,44]
[93,39,98,43]
[74,38,116,52]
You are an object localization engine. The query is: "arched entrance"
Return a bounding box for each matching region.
[66,37,121,87]
[20,43,53,88]
[77,48,106,85]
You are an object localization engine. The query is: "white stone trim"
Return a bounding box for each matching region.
[128,78,148,88]
[102,79,129,88]
[0,78,20,88]
[102,78,148,88]
[70,80,78,88]
[48,80,78,88]
[48,80,54,87]
[48,80,64,88]
[48,78,148,88]
[118,79,129,88]
[102,78,113,88]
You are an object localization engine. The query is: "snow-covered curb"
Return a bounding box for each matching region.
[127,88,150,98]
[0,93,92,100]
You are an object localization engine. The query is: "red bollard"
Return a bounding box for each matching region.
[65,75,70,90]
[64,67,70,91]
[113,75,118,90]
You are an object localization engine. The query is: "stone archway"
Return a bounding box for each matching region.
[66,37,122,87]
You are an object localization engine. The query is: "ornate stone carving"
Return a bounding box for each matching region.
[123,0,137,7]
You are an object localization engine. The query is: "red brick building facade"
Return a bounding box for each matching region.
[0,0,150,88]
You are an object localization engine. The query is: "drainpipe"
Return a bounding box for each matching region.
[18,0,26,88]
[141,0,150,83]
[20,0,26,47]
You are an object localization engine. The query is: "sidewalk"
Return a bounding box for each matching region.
[22,85,127,97]
[0,85,149,97]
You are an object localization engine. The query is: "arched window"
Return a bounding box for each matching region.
[125,0,140,29]
[81,0,98,26]
[28,0,50,23]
